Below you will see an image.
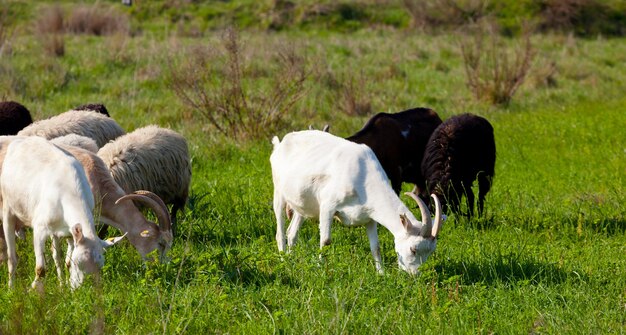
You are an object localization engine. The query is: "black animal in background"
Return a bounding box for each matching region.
[0,101,33,135]
[346,107,443,194]
[421,113,496,217]
[73,103,110,117]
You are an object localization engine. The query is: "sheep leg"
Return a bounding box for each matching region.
[477,173,492,216]
[170,205,179,236]
[273,192,287,252]
[447,184,462,215]
[51,236,65,286]
[286,212,304,251]
[465,186,475,218]
[389,168,403,195]
[31,228,47,292]
[365,221,383,274]
[3,210,18,288]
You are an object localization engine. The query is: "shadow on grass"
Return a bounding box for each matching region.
[210,248,299,288]
[433,254,586,286]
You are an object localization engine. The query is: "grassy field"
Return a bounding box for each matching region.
[0,1,625,334]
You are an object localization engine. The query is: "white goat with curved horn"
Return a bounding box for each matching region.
[270,130,443,274]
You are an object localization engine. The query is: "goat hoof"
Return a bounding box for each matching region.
[31,280,44,294]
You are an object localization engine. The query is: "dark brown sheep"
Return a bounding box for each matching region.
[421,113,496,217]
[346,107,443,194]
[0,101,33,135]
[73,103,110,117]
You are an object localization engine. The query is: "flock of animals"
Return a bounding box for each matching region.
[0,101,189,290]
[0,100,495,290]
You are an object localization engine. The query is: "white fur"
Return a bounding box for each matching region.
[50,134,99,153]
[17,109,125,148]
[270,130,442,274]
[0,137,120,290]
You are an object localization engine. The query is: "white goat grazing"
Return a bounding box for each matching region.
[270,130,443,274]
[97,125,191,232]
[17,109,125,148]
[1,137,123,290]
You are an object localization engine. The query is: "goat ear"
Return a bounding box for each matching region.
[101,232,127,249]
[71,224,84,243]
[400,214,411,231]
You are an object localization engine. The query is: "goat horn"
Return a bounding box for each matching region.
[115,191,171,233]
[404,192,432,237]
[431,194,442,238]
[133,190,172,233]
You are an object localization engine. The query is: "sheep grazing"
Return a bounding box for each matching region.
[421,113,496,217]
[97,125,191,233]
[61,145,173,260]
[346,107,443,194]
[0,101,33,135]
[17,109,125,148]
[271,130,443,274]
[50,134,99,153]
[0,137,124,290]
[73,103,110,117]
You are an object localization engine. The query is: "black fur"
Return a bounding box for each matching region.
[73,103,110,117]
[421,113,495,216]
[0,101,33,135]
[347,107,443,193]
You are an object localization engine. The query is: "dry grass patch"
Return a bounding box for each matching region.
[170,28,308,140]
[460,23,535,105]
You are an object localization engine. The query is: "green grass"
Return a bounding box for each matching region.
[0,2,625,334]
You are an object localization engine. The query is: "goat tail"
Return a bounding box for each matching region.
[271,136,280,148]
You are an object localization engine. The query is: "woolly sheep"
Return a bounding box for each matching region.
[421,113,496,217]
[17,109,125,148]
[50,134,99,153]
[0,101,33,135]
[97,125,191,232]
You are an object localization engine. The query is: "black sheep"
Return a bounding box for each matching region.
[0,101,33,135]
[347,107,443,194]
[73,103,110,117]
[421,113,496,217]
